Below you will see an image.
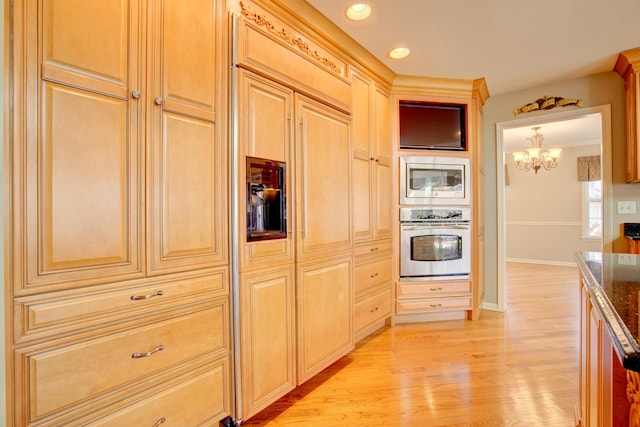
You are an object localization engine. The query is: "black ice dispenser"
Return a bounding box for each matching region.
[246,156,286,241]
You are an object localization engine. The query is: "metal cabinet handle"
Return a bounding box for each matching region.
[429,287,443,291]
[155,97,164,105]
[131,344,165,359]
[152,418,166,427]
[369,247,379,252]
[429,304,443,308]
[130,290,164,301]
[369,306,379,313]
[369,272,379,278]
[131,90,141,99]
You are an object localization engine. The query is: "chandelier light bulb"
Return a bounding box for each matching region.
[511,126,561,174]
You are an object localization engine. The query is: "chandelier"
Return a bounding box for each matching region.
[512,126,562,174]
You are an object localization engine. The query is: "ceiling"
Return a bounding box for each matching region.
[304,0,629,151]
[502,113,602,152]
[304,0,640,97]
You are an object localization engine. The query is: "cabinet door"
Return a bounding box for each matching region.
[373,88,392,240]
[295,95,352,259]
[17,0,144,293]
[237,71,294,269]
[351,72,373,241]
[239,267,296,419]
[297,256,353,384]
[147,0,227,274]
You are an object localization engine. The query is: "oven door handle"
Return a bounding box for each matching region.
[402,225,469,231]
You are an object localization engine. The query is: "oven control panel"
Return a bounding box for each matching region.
[400,207,471,223]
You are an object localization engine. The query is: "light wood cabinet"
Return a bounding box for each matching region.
[297,256,354,384]
[614,48,640,183]
[236,70,294,270]
[295,94,352,260]
[239,267,296,419]
[351,69,393,341]
[19,0,144,293]
[395,279,473,317]
[577,275,630,427]
[351,69,392,242]
[8,0,230,425]
[354,242,392,342]
[235,70,297,420]
[235,67,354,418]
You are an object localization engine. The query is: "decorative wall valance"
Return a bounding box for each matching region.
[513,96,583,116]
[577,155,601,181]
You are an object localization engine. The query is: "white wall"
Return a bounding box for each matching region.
[505,144,602,264]
[483,71,640,307]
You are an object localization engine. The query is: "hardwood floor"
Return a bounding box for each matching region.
[242,262,580,426]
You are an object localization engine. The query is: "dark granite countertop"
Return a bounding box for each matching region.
[575,252,640,372]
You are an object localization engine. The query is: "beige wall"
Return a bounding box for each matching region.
[505,144,602,264]
[483,70,640,307]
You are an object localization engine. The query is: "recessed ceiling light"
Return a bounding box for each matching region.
[346,3,371,21]
[389,47,410,59]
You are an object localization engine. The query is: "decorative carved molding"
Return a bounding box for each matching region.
[627,370,640,426]
[239,1,340,74]
[513,95,583,116]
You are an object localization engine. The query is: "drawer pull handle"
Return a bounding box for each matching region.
[430,287,443,291]
[131,290,165,301]
[132,344,165,359]
[370,306,379,313]
[153,418,166,427]
[369,247,379,252]
[370,272,379,278]
[429,304,443,308]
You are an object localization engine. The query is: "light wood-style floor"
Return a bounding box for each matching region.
[242,262,580,426]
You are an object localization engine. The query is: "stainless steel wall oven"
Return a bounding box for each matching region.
[400,207,471,280]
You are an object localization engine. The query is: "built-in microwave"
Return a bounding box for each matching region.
[399,156,470,205]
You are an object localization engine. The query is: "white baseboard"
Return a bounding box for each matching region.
[506,258,576,267]
[481,301,501,312]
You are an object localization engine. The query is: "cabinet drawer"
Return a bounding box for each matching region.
[355,257,392,295]
[17,302,229,422]
[396,296,472,314]
[354,240,392,260]
[355,287,391,333]
[87,358,230,426]
[396,280,471,299]
[15,270,227,343]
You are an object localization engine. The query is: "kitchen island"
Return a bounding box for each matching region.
[575,251,640,427]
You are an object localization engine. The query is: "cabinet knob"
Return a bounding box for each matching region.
[370,157,375,161]
[131,90,141,99]
[155,97,164,105]
[152,418,166,427]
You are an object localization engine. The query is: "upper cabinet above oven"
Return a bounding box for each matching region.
[400,156,471,206]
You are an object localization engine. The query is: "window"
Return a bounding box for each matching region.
[582,180,601,238]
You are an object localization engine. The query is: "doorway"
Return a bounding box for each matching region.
[495,105,612,311]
